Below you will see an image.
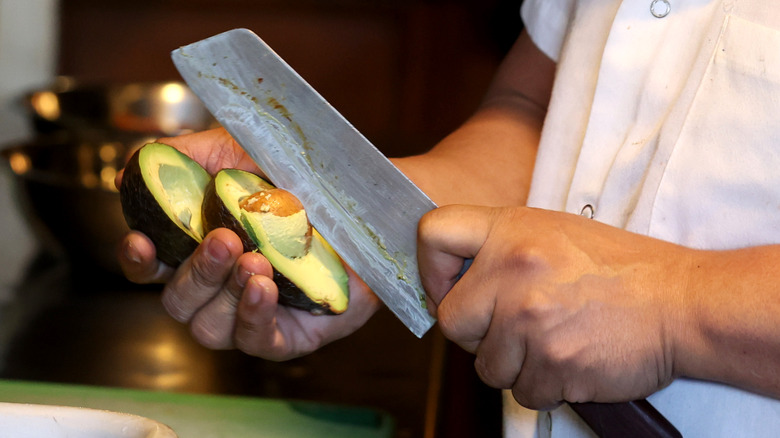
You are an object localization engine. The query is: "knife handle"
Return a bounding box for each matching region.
[568,399,682,438]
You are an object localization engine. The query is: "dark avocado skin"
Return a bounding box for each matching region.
[119,148,200,267]
[203,169,336,315]
[201,176,258,253]
[122,160,338,315]
[274,270,335,315]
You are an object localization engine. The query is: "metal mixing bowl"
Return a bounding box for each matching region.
[2,136,129,273]
[25,77,217,139]
[2,79,218,274]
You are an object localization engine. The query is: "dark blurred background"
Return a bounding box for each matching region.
[57,0,522,156]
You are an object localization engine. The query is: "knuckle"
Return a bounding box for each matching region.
[561,380,591,404]
[517,290,560,324]
[434,304,462,340]
[417,208,440,236]
[502,241,548,273]
[235,336,282,361]
[417,205,456,245]
[234,338,264,359]
[190,319,231,350]
[189,253,227,290]
[161,288,192,322]
[512,385,559,411]
[233,319,272,358]
[473,356,508,388]
[222,282,243,307]
[533,339,573,372]
[510,386,535,409]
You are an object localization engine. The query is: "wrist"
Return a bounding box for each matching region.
[670,246,780,397]
[668,248,713,381]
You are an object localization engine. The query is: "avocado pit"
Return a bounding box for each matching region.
[239,189,312,259]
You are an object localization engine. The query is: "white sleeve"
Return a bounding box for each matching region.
[520,0,576,61]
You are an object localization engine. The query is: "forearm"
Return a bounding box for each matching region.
[392,30,554,207]
[393,101,543,207]
[677,245,780,398]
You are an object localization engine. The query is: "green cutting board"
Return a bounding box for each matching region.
[0,379,394,437]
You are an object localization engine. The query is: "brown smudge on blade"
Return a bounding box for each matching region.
[267,97,292,121]
[266,96,311,154]
[218,76,259,104]
[218,77,238,90]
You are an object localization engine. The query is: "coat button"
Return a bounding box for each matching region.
[580,204,594,219]
[650,0,671,18]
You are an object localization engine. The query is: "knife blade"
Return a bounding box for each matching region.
[172,28,681,438]
[172,28,436,337]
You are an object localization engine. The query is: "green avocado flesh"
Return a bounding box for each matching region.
[252,208,310,259]
[153,162,209,240]
[122,147,349,315]
[204,168,350,315]
[202,168,274,252]
[241,209,349,314]
[120,142,210,266]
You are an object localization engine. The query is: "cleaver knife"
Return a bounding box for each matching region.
[172,28,681,438]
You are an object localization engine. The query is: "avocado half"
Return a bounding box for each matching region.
[202,168,273,252]
[203,169,349,315]
[120,142,210,266]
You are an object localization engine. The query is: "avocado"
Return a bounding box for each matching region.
[201,168,273,252]
[120,142,211,266]
[203,169,349,315]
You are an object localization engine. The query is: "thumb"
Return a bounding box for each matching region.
[417,205,491,310]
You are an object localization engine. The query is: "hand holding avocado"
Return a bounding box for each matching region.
[115,128,380,359]
[120,142,348,315]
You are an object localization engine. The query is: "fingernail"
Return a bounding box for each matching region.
[206,237,230,263]
[125,241,141,264]
[245,278,264,306]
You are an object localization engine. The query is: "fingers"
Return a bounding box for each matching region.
[470,302,566,410]
[118,231,174,283]
[418,205,564,409]
[417,205,491,308]
[158,128,260,174]
[161,228,245,322]
[474,308,526,389]
[419,205,503,354]
[229,263,381,361]
[232,264,381,361]
[189,251,274,349]
[233,274,288,360]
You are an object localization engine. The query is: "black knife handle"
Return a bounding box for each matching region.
[568,399,682,438]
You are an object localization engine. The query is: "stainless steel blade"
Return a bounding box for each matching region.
[172,28,436,337]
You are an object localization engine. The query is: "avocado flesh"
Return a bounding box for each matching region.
[120,142,211,266]
[142,145,210,241]
[202,168,275,252]
[203,169,349,314]
[241,208,349,315]
[255,209,310,259]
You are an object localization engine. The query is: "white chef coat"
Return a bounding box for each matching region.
[504,0,780,436]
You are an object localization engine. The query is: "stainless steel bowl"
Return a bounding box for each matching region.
[2,136,132,274]
[3,79,219,274]
[25,77,218,139]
